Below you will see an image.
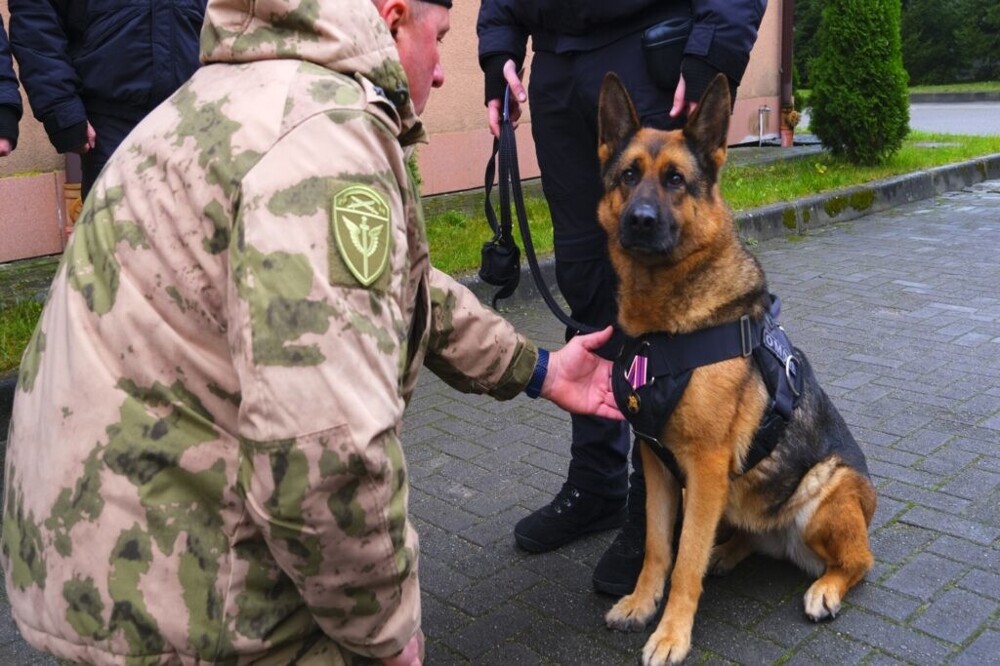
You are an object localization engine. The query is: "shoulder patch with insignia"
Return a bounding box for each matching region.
[331,185,391,287]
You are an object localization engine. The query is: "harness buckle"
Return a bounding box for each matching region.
[739,315,753,357]
[633,429,664,449]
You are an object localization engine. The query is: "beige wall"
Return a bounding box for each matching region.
[0,0,785,262]
[416,0,542,195]
[732,0,784,145]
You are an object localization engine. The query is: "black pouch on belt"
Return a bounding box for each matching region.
[641,16,693,92]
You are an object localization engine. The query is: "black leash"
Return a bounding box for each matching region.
[480,88,599,334]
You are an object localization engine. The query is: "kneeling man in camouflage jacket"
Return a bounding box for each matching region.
[2,1,621,664]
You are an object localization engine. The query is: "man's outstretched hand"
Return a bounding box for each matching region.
[542,326,623,421]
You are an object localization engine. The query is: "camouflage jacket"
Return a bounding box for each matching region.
[2,0,537,663]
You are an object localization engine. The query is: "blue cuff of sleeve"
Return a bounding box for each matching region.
[525,348,549,399]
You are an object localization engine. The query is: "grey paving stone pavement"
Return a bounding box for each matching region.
[2,180,1000,663]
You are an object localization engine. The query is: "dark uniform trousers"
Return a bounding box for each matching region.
[528,29,685,501]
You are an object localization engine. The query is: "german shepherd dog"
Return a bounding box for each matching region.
[597,73,877,665]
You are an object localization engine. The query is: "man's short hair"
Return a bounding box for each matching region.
[372,0,452,12]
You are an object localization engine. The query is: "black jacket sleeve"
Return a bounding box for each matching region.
[8,0,88,153]
[477,0,529,104]
[476,0,767,106]
[0,20,22,149]
[683,0,768,102]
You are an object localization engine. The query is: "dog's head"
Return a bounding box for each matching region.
[597,73,732,265]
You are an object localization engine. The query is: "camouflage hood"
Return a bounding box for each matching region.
[200,0,422,138]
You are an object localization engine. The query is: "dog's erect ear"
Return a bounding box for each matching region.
[683,73,731,176]
[598,73,641,167]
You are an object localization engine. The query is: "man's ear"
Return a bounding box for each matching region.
[598,73,640,167]
[682,73,731,177]
[379,0,407,36]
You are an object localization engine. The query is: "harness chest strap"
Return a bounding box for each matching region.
[612,296,803,483]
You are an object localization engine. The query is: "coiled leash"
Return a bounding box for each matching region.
[480,87,598,334]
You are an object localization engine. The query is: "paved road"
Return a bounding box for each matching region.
[3,182,1000,663]
[803,102,1000,137]
[909,103,1000,136]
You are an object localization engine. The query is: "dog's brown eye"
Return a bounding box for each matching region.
[665,172,685,188]
[621,167,639,187]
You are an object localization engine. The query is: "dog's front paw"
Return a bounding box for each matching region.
[642,626,691,665]
[803,578,843,621]
[605,591,660,632]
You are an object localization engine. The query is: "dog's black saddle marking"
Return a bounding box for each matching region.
[612,294,803,484]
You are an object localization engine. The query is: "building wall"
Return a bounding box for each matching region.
[731,0,784,145]
[0,0,784,262]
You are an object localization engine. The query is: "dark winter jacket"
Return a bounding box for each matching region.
[478,0,767,104]
[8,0,206,153]
[0,21,21,149]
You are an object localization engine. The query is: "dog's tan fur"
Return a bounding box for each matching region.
[596,73,877,665]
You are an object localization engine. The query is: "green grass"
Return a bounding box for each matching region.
[908,81,1000,94]
[3,131,1000,374]
[426,194,555,276]
[1,300,43,374]
[723,131,1000,210]
[426,131,1000,274]
[797,81,1000,110]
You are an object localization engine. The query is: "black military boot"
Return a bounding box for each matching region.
[514,482,627,553]
[591,481,646,597]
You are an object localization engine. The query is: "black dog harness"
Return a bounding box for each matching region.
[612,295,803,483]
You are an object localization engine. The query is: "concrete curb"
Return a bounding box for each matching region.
[3,155,1000,429]
[738,153,1000,241]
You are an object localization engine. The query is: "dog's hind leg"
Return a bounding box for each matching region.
[708,528,754,576]
[801,470,876,621]
[643,451,731,666]
[605,441,681,632]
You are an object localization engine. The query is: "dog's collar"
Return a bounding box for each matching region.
[613,295,803,483]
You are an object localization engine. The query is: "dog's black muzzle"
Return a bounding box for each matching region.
[619,200,677,254]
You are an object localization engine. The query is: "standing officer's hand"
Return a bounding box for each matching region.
[73,122,97,154]
[0,137,12,157]
[669,74,699,120]
[486,59,526,137]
